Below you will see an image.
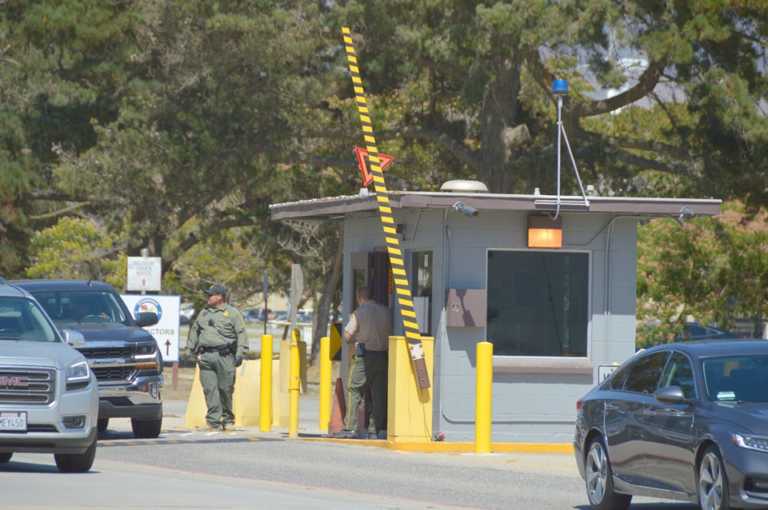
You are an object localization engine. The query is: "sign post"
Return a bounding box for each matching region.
[262,271,269,335]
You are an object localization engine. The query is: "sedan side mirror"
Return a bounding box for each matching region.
[61,329,86,348]
[656,385,687,404]
[135,312,159,328]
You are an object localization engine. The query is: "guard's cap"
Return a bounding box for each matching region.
[204,284,228,296]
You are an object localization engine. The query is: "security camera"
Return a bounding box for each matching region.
[452,201,478,217]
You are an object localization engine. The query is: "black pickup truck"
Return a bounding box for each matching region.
[13,280,164,438]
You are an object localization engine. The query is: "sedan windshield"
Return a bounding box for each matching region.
[32,291,129,325]
[704,355,768,403]
[0,297,59,342]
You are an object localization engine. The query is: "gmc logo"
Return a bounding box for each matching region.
[0,376,29,388]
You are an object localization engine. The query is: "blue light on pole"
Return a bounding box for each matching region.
[552,79,569,96]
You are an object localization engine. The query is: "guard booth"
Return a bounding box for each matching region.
[270,183,720,442]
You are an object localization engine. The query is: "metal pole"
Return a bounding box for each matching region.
[560,125,590,207]
[259,334,273,432]
[288,329,301,438]
[319,336,331,434]
[172,362,178,390]
[555,96,563,220]
[475,341,493,454]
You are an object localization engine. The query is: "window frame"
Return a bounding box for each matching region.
[658,350,699,400]
[484,248,592,360]
[410,250,434,335]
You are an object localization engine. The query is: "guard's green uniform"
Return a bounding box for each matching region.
[188,304,248,427]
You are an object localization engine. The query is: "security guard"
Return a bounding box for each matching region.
[342,286,391,439]
[188,284,248,430]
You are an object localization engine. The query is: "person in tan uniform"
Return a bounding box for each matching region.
[342,287,391,439]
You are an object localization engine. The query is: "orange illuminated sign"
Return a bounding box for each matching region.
[528,215,563,249]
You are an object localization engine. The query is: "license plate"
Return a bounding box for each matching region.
[0,412,27,432]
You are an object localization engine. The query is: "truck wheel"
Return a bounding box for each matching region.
[55,439,96,473]
[0,453,12,463]
[131,418,162,439]
[97,419,109,433]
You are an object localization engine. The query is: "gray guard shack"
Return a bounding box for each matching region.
[271,189,720,443]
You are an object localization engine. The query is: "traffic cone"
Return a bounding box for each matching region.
[328,377,346,434]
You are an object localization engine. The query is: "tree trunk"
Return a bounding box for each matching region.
[310,228,343,364]
[479,54,522,192]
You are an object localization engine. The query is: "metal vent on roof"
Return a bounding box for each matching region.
[439,180,489,193]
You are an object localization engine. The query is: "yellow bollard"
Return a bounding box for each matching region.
[475,341,493,454]
[319,336,331,434]
[288,330,301,438]
[259,335,273,432]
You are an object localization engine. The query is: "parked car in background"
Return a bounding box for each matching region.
[179,303,195,325]
[576,340,768,510]
[244,308,268,323]
[677,322,737,342]
[13,280,164,439]
[297,310,313,323]
[0,280,99,472]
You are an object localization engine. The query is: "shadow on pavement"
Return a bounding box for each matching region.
[575,505,698,509]
[0,460,97,475]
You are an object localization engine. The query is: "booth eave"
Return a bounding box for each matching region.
[269,192,722,221]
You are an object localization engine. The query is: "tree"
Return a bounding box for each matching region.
[330,1,768,206]
[26,217,125,288]
[637,202,768,347]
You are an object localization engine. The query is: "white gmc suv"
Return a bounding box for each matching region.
[0,280,98,472]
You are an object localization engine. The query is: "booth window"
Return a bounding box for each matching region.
[487,251,589,357]
[411,252,433,335]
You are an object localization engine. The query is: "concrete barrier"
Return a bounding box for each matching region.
[233,360,260,426]
[184,359,280,429]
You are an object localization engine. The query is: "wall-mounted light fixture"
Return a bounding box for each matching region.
[528,215,563,249]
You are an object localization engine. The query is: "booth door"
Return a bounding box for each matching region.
[367,251,391,307]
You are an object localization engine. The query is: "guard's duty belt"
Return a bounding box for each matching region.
[198,343,236,355]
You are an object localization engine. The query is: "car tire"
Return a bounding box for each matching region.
[131,418,162,439]
[97,418,109,433]
[54,439,96,473]
[0,452,12,464]
[585,438,632,510]
[698,445,731,510]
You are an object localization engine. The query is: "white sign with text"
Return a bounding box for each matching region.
[126,257,162,292]
[121,294,180,362]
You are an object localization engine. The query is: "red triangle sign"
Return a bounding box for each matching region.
[353,146,395,187]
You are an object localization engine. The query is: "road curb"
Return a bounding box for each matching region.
[300,437,574,455]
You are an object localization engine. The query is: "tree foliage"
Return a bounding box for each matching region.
[637,202,768,347]
[0,1,767,349]
[27,217,125,288]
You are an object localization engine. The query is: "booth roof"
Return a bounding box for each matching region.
[269,191,721,221]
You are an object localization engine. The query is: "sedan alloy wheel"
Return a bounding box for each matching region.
[586,442,608,504]
[698,448,729,510]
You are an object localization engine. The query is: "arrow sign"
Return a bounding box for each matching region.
[165,340,171,357]
[353,146,394,187]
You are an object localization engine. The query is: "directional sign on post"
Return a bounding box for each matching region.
[126,257,162,292]
[120,294,181,362]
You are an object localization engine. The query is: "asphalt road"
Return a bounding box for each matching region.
[0,428,700,510]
